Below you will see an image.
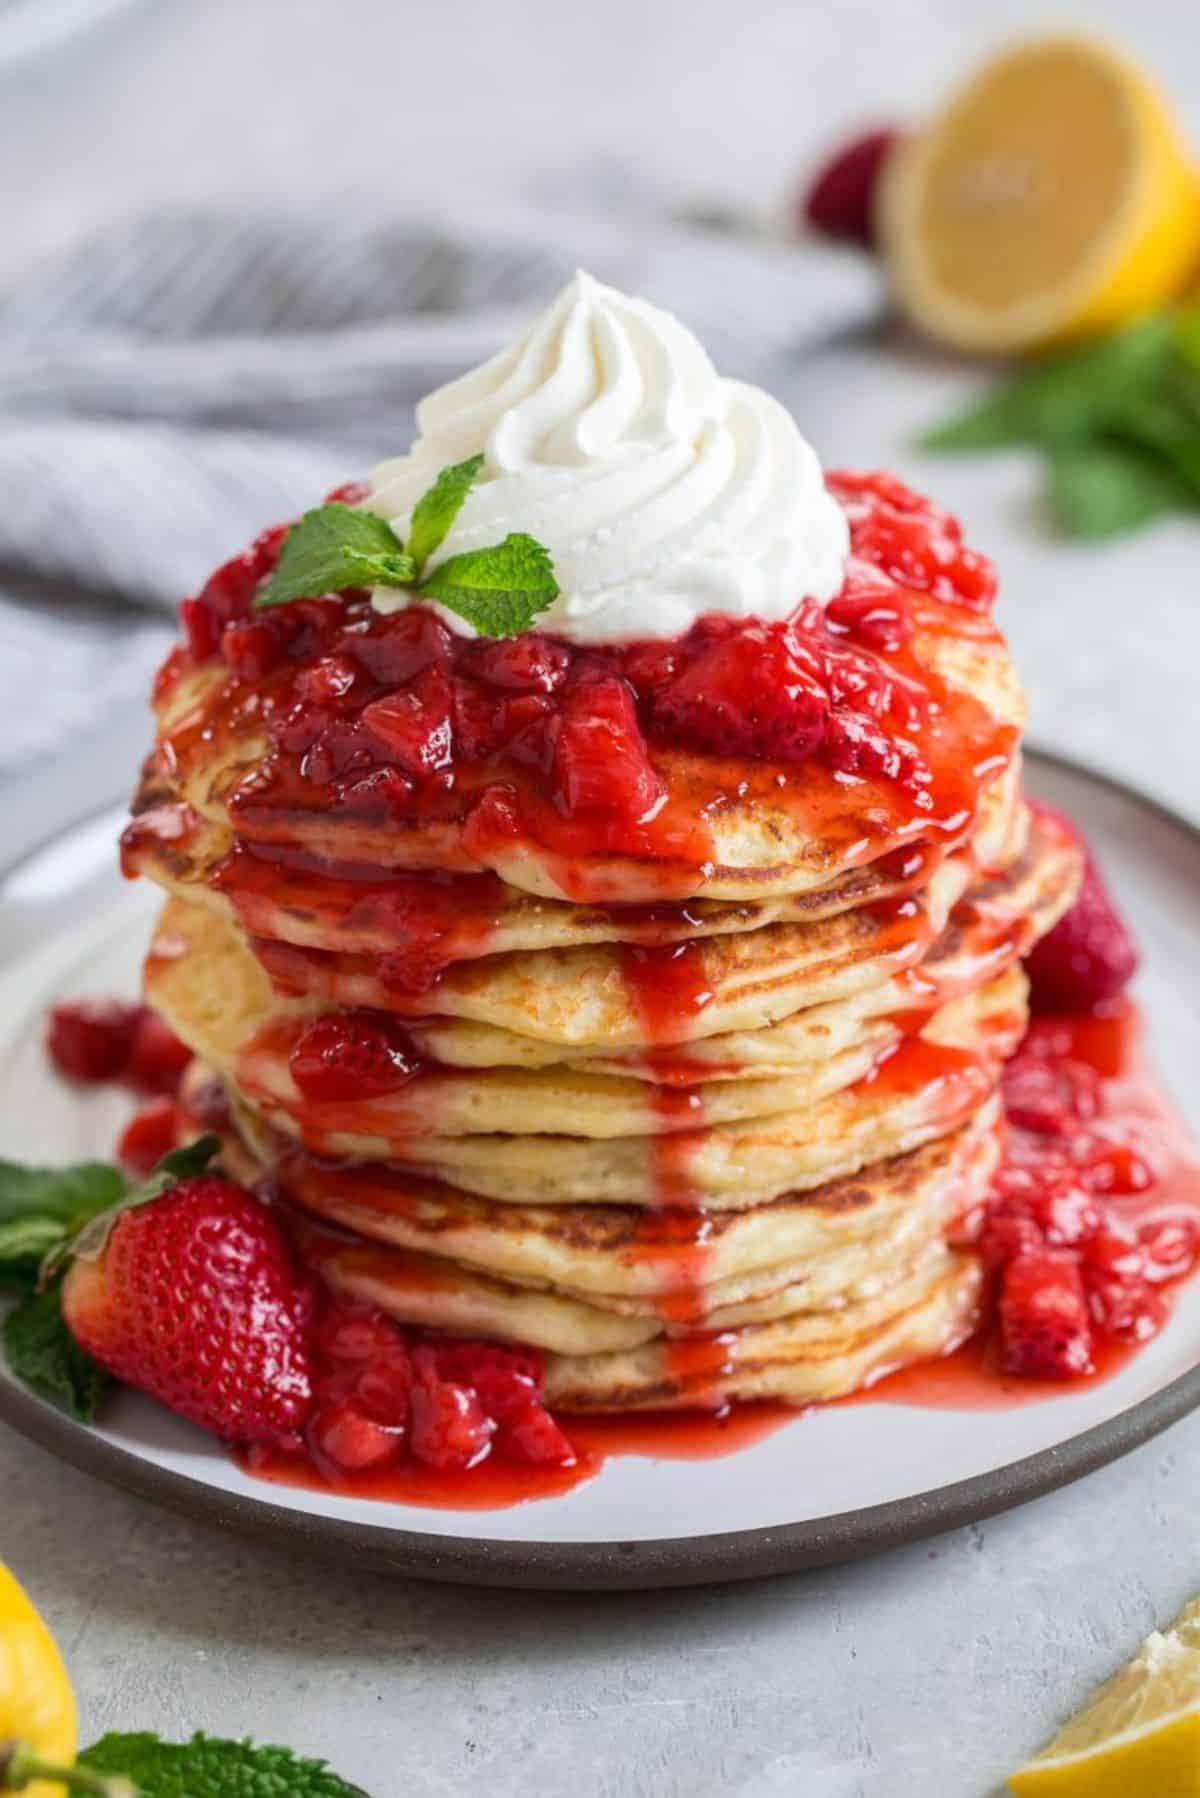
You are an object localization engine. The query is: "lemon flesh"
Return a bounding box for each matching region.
[880,34,1200,353]
[1009,1598,1200,1796]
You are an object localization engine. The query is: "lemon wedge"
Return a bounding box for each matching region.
[879,34,1200,354]
[1008,1597,1200,1796]
[0,1561,78,1797]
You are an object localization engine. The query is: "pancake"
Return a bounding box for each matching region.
[289,1217,969,1358]
[138,617,1024,904]
[148,836,1038,1149]
[215,1085,1001,1319]
[125,798,1025,963]
[389,810,1078,1076]
[540,1250,984,1410]
[144,851,977,1053]
[214,971,1026,1204]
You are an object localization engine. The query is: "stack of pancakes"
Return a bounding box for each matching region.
[125,611,1081,1413]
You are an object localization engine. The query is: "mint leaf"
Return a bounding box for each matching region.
[0,1158,127,1230]
[1048,444,1191,539]
[406,453,484,573]
[919,385,1031,452]
[255,505,417,609]
[0,1215,74,1268]
[81,1732,370,1797]
[922,316,1173,452]
[52,1133,221,1273]
[417,532,558,636]
[1112,386,1200,498]
[0,1158,128,1281]
[4,1279,111,1422]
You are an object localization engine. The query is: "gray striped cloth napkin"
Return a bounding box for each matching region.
[0,205,879,773]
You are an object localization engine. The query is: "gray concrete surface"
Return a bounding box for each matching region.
[3,3,1200,1794]
[5,1419,1197,1796]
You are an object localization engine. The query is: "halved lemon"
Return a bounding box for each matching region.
[1008,1597,1200,1796]
[879,34,1200,353]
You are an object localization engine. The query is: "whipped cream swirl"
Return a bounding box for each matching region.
[366,271,849,643]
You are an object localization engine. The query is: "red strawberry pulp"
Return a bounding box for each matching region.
[862,998,1200,1408]
[126,472,1014,934]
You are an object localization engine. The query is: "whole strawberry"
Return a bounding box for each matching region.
[1024,808,1139,1012]
[802,127,902,246]
[62,1175,314,1442]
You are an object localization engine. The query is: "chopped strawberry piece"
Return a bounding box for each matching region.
[307,1398,404,1476]
[620,639,680,696]
[361,672,454,778]
[127,1008,192,1095]
[650,622,829,764]
[468,635,570,693]
[116,1097,179,1176]
[221,614,290,681]
[835,481,997,610]
[1082,1226,1145,1283]
[1085,1273,1165,1343]
[316,1298,406,1365]
[999,1249,1094,1379]
[180,595,223,662]
[1003,1054,1100,1134]
[550,675,663,824]
[353,1351,414,1428]
[46,999,141,1083]
[821,709,931,789]
[344,608,453,687]
[979,1206,1045,1272]
[824,589,911,653]
[288,1010,422,1104]
[1031,1184,1100,1249]
[325,479,370,505]
[183,524,288,661]
[1025,848,1139,1014]
[408,1348,494,1470]
[294,655,358,706]
[1137,1216,1200,1285]
[434,1340,543,1420]
[497,1399,578,1468]
[1068,1130,1155,1197]
[802,127,901,246]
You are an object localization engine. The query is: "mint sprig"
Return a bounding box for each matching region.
[80,1731,370,1797]
[255,453,559,637]
[921,308,1200,540]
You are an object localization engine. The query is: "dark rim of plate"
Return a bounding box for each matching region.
[0,741,1197,1590]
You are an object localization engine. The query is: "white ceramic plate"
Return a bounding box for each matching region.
[1,747,1198,1589]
